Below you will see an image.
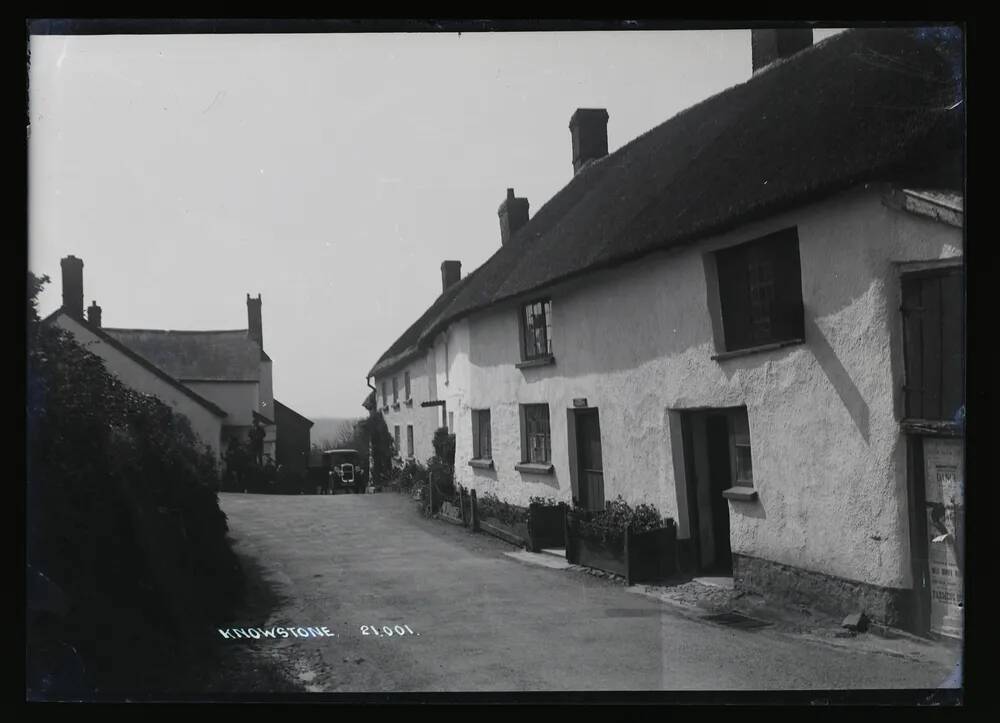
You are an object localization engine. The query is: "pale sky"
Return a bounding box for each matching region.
[28,28,844,419]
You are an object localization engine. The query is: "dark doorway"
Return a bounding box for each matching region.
[678,408,747,576]
[705,414,733,573]
[575,409,605,511]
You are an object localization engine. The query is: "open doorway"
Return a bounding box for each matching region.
[678,406,753,575]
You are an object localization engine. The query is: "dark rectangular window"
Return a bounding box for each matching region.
[730,411,754,487]
[522,404,551,464]
[521,299,553,360]
[381,381,387,406]
[902,267,964,422]
[394,425,400,454]
[716,228,804,352]
[392,376,399,403]
[404,371,411,400]
[406,425,414,458]
[472,410,492,460]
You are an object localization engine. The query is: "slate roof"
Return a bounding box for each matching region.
[368,27,964,376]
[102,328,262,382]
[48,311,229,418]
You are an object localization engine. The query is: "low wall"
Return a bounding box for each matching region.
[733,553,914,629]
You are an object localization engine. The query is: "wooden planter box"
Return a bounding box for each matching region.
[565,512,677,585]
[479,516,531,547]
[526,503,567,552]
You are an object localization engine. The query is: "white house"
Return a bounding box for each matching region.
[48,257,285,465]
[367,28,965,637]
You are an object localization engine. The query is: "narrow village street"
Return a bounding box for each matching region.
[212,492,960,693]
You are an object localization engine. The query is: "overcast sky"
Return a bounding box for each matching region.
[28,28,844,419]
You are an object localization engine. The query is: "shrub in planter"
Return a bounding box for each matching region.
[566,496,676,583]
[475,492,530,546]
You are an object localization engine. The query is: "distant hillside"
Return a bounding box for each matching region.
[310,417,363,449]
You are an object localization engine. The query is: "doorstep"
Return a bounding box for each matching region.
[540,548,566,559]
[692,576,735,590]
[503,550,573,570]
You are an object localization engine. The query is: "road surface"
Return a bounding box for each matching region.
[215,492,959,693]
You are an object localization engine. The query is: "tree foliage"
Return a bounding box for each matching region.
[26,273,243,695]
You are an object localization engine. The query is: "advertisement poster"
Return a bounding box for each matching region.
[923,437,964,639]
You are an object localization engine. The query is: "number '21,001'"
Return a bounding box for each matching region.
[360,624,417,637]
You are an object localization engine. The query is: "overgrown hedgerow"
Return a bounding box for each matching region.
[26,273,243,696]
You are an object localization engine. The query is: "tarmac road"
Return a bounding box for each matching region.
[215,492,959,693]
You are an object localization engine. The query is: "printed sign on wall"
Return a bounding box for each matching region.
[923,437,964,639]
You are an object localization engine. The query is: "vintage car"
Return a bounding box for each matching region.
[321,449,365,493]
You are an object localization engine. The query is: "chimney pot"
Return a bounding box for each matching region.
[751,28,813,74]
[497,188,530,247]
[87,300,102,328]
[60,255,84,319]
[569,108,609,176]
[441,260,462,293]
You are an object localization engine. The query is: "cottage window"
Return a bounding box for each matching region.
[404,371,411,400]
[731,412,754,487]
[521,404,551,464]
[381,381,387,407]
[901,266,964,422]
[715,228,804,353]
[520,299,553,360]
[472,409,492,460]
[394,425,401,455]
[392,377,399,404]
[406,425,414,458]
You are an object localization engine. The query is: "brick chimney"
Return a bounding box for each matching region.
[441,260,461,293]
[569,108,609,176]
[60,255,84,319]
[87,300,102,328]
[751,29,813,74]
[247,293,263,349]
[498,188,529,247]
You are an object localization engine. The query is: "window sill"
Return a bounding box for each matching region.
[722,486,758,502]
[469,458,494,470]
[515,462,554,475]
[381,405,389,413]
[516,355,556,370]
[711,338,804,362]
[391,403,401,411]
[404,399,413,407]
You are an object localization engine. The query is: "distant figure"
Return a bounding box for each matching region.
[249,419,266,467]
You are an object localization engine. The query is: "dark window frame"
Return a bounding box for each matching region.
[393,425,401,455]
[406,424,414,458]
[392,376,399,404]
[404,371,411,400]
[519,298,553,361]
[715,228,804,353]
[472,409,492,460]
[521,403,552,464]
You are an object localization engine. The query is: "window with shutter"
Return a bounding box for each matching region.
[716,228,804,352]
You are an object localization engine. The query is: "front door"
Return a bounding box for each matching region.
[576,409,605,511]
[705,414,733,573]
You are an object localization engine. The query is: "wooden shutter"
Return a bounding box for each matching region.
[769,229,805,342]
[717,244,753,351]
